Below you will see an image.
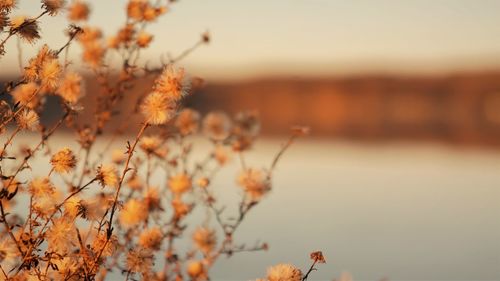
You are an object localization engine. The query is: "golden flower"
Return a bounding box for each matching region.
[16,109,39,131]
[50,147,77,174]
[168,172,192,194]
[28,177,55,197]
[0,0,16,12]
[32,190,61,217]
[192,227,216,255]
[237,169,271,200]
[46,217,76,254]
[172,198,191,218]
[126,0,146,21]
[310,251,326,264]
[138,227,163,250]
[154,65,190,101]
[23,44,57,81]
[140,135,162,155]
[187,261,207,280]
[79,197,109,221]
[175,108,200,136]
[126,248,154,274]
[67,0,89,21]
[91,233,117,257]
[57,72,83,104]
[267,264,302,281]
[140,91,175,125]
[136,31,153,48]
[63,196,81,218]
[197,177,209,188]
[40,58,61,91]
[117,23,135,45]
[96,164,119,188]
[11,82,40,109]
[10,16,40,43]
[42,0,66,16]
[142,5,158,21]
[82,41,105,67]
[119,199,148,227]
[203,111,232,141]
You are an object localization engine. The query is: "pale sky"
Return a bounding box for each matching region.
[2,0,500,80]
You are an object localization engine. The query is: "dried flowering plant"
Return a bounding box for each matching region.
[0,1,320,280]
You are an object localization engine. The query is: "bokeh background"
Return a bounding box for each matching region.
[2,1,500,280]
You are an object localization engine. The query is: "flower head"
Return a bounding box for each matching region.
[0,0,16,12]
[154,65,190,101]
[46,217,76,254]
[192,227,216,255]
[10,16,40,43]
[203,111,232,141]
[139,227,163,250]
[187,261,208,281]
[42,0,66,16]
[50,147,77,174]
[119,199,148,227]
[16,109,39,131]
[11,82,40,109]
[140,91,175,125]
[96,164,119,188]
[136,31,153,48]
[68,1,89,21]
[168,172,192,194]
[57,72,84,104]
[267,264,302,281]
[175,108,200,136]
[126,248,154,274]
[237,168,271,200]
[40,58,62,91]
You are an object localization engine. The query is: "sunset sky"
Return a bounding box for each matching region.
[2,0,500,80]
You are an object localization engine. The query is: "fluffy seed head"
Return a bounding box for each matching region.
[168,172,192,194]
[140,91,175,125]
[50,147,77,174]
[42,0,66,16]
[154,65,190,101]
[119,199,148,227]
[96,164,119,188]
[175,108,200,136]
[192,227,216,255]
[139,227,163,250]
[68,1,89,21]
[203,111,232,141]
[237,169,271,200]
[57,72,83,104]
[16,109,39,131]
[267,264,302,281]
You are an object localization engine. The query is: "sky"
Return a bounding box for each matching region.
[2,0,500,80]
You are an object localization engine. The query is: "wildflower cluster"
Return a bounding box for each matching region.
[0,1,319,280]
